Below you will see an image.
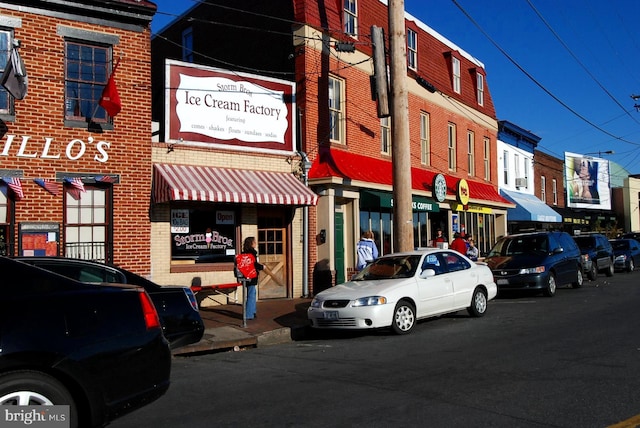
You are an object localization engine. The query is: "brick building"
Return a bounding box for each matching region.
[0,0,156,275]
[151,0,513,295]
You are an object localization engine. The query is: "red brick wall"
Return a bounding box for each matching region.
[0,7,153,275]
[534,150,565,208]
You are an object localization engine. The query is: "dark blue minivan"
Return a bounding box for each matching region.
[484,231,583,297]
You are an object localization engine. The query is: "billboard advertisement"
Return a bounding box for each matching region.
[165,59,295,154]
[565,152,611,210]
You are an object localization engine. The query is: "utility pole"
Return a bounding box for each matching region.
[388,0,414,252]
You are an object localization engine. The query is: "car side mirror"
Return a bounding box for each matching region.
[419,269,436,279]
[553,247,564,255]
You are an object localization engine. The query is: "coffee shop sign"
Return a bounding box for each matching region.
[0,134,110,163]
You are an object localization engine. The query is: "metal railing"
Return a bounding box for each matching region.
[64,242,108,263]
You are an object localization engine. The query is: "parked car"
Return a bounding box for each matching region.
[307,248,497,335]
[573,233,614,280]
[484,231,583,297]
[622,232,640,243]
[0,256,171,428]
[610,238,640,272]
[15,257,204,349]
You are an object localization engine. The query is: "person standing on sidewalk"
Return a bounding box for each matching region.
[356,231,379,271]
[242,236,264,320]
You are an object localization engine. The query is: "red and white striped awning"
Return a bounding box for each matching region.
[153,163,318,206]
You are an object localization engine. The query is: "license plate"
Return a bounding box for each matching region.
[323,311,339,320]
[497,279,509,285]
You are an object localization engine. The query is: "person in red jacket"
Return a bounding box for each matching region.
[450,232,467,255]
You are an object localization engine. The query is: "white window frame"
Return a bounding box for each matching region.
[483,138,490,181]
[523,158,530,189]
[407,28,417,70]
[448,123,457,171]
[467,131,475,176]
[514,153,520,184]
[420,111,430,165]
[380,116,391,154]
[476,72,484,106]
[452,56,461,94]
[328,75,345,143]
[541,176,546,202]
[503,150,509,185]
[552,178,557,205]
[344,0,357,37]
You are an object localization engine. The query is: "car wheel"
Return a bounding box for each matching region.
[544,273,557,296]
[572,266,584,289]
[606,261,614,277]
[467,287,488,317]
[587,263,597,281]
[0,371,77,427]
[628,259,635,273]
[391,299,416,335]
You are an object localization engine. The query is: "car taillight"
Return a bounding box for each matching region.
[183,288,199,312]
[138,289,161,330]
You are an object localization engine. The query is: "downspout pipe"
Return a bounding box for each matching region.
[298,150,312,298]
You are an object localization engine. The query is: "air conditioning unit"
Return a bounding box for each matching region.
[515,177,527,188]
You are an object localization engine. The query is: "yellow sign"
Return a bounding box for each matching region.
[457,179,470,205]
[451,203,492,214]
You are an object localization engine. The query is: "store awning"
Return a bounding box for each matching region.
[500,189,562,223]
[309,148,512,206]
[153,164,318,206]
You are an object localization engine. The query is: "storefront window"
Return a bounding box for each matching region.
[170,206,237,263]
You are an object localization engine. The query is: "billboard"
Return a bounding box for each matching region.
[165,59,295,154]
[565,152,611,210]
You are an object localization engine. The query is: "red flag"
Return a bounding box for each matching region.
[33,178,59,196]
[99,59,121,117]
[4,177,23,200]
[64,177,86,200]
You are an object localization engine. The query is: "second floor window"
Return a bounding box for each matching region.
[484,138,490,181]
[552,178,557,205]
[452,56,461,94]
[476,73,484,106]
[448,123,457,171]
[503,151,509,185]
[467,131,475,176]
[182,27,193,62]
[407,29,417,70]
[541,176,547,202]
[0,29,14,115]
[380,117,391,154]
[329,75,345,143]
[420,112,430,165]
[65,40,112,124]
[344,0,357,37]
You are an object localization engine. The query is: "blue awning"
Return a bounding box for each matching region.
[500,189,562,223]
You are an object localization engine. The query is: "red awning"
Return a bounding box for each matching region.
[153,164,318,206]
[309,148,511,205]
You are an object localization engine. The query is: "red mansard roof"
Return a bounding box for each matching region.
[309,148,511,205]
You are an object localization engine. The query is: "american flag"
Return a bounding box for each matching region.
[64,177,86,200]
[95,175,117,183]
[4,177,23,200]
[33,178,59,196]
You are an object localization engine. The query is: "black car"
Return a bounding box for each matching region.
[573,233,615,280]
[610,238,640,272]
[0,257,171,428]
[485,231,583,297]
[15,257,204,349]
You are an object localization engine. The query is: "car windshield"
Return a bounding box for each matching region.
[488,235,549,257]
[611,240,629,251]
[352,255,421,280]
[574,236,595,250]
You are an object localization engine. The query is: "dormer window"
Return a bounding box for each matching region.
[452,56,461,94]
[407,28,417,70]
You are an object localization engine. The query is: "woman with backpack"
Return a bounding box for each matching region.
[356,231,379,271]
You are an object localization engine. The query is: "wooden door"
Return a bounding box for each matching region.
[257,227,287,299]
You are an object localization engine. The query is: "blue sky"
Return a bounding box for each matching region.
[150,0,640,175]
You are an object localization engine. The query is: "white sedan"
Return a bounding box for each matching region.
[307,248,497,335]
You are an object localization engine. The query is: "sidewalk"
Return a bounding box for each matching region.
[172,297,313,356]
